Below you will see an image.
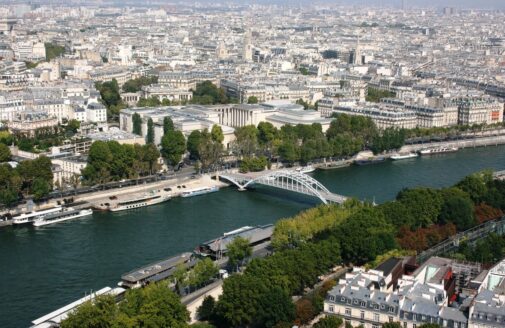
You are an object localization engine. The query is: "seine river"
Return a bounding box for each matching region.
[2,145,505,328]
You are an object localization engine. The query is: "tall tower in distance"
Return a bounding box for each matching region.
[243,30,253,62]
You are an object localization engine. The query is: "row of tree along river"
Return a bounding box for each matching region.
[1,145,505,327]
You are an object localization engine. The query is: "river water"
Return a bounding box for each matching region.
[2,145,505,328]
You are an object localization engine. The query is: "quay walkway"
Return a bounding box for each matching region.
[219,169,348,205]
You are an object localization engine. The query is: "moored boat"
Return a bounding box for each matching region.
[355,157,386,166]
[32,208,93,227]
[419,147,458,155]
[96,190,171,212]
[295,165,316,174]
[12,207,63,225]
[181,186,219,198]
[390,152,419,160]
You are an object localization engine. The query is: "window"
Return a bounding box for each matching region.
[389,307,395,313]
[389,317,394,323]
[413,324,417,328]
[361,301,366,307]
[341,297,345,302]
[361,311,365,319]
[374,313,380,322]
[403,322,407,328]
[375,304,379,310]
[413,314,417,322]
[373,325,379,328]
[330,296,334,301]
[346,308,351,316]
[329,306,334,313]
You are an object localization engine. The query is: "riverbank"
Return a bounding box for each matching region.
[400,134,505,152]
[3,145,505,327]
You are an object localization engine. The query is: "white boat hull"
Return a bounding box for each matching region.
[33,209,93,227]
[390,153,418,160]
[109,195,170,212]
[181,187,219,198]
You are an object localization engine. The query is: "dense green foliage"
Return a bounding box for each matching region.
[196,129,223,169]
[0,143,11,162]
[191,81,228,105]
[146,118,155,144]
[212,237,340,327]
[61,282,189,328]
[163,117,174,135]
[45,42,65,61]
[95,79,126,119]
[197,296,216,321]
[366,88,396,102]
[447,233,505,264]
[313,316,343,328]
[82,141,160,184]
[226,236,253,271]
[239,156,268,173]
[122,76,158,93]
[132,113,142,136]
[0,156,53,204]
[161,130,186,166]
[247,96,259,104]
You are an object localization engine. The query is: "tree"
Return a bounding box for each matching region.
[187,130,203,160]
[226,236,252,271]
[32,178,51,200]
[233,125,258,157]
[257,122,278,148]
[0,143,11,162]
[456,172,491,203]
[132,113,142,136]
[198,130,223,169]
[65,119,81,135]
[122,76,158,93]
[256,286,295,328]
[247,96,259,104]
[313,316,344,328]
[396,187,444,228]
[163,117,174,135]
[45,42,65,61]
[382,323,403,328]
[137,96,162,107]
[146,118,155,144]
[61,295,118,328]
[337,207,397,265]
[188,258,218,289]
[418,324,442,328]
[128,282,190,328]
[197,296,215,321]
[192,81,228,105]
[439,188,476,230]
[211,124,224,144]
[278,141,299,163]
[296,299,316,325]
[161,130,186,166]
[0,164,22,206]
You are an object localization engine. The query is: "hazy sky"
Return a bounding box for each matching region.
[213,0,505,10]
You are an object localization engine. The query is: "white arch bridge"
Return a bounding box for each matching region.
[218,170,348,205]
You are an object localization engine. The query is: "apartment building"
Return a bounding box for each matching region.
[332,104,418,129]
[456,98,503,126]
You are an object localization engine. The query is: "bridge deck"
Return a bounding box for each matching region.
[219,170,347,204]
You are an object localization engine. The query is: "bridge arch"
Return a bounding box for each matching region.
[220,170,334,204]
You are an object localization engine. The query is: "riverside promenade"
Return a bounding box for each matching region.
[400,134,505,152]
